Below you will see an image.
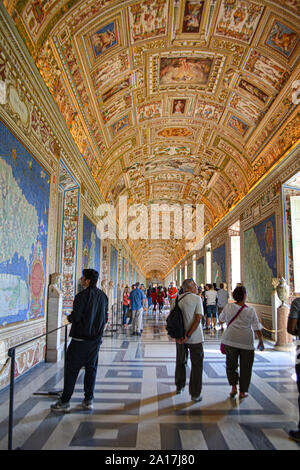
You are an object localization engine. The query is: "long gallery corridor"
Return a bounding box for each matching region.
[0,308,299,451]
[0,0,300,455]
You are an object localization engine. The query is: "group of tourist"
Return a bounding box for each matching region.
[49,268,300,444]
[122,282,146,336]
[122,283,178,328]
[199,282,229,330]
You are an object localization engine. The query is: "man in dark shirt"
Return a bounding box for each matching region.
[51,269,108,412]
[287,297,300,442]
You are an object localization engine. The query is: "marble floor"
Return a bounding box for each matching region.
[0,309,299,451]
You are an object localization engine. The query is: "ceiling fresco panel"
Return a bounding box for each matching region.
[3,0,300,277]
[214,0,265,44]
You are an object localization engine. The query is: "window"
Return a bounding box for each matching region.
[231,235,241,290]
[206,244,211,284]
[291,196,300,293]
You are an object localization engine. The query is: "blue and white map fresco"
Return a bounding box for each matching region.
[0,121,50,326]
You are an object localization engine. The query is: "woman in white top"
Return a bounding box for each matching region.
[219,286,264,399]
[205,284,218,330]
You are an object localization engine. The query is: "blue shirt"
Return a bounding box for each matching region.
[129,288,146,310]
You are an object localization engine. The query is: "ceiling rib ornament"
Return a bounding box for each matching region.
[4,0,300,277]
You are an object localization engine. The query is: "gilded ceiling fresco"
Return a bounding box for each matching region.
[3,0,300,278]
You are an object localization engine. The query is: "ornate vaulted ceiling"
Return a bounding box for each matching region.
[4,0,300,278]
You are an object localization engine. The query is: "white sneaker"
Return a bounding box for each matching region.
[191,396,202,402]
[81,400,94,410]
[50,399,70,412]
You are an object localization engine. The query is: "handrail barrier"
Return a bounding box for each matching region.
[6,302,124,450]
[7,323,71,451]
[103,301,123,336]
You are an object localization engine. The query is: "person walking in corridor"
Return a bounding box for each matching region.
[175,279,204,402]
[217,283,229,330]
[151,287,158,313]
[287,297,300,442]
[122,286,131,326]
[51,269,108,412]
[129,282,145,336]
[205,284,217,330]
[219,285,264,399]
[157,287,165,314]
[168,282,178,310]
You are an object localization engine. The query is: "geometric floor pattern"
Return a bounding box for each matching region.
[0,309,299,451]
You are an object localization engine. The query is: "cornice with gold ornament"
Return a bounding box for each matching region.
[167,141,299,277]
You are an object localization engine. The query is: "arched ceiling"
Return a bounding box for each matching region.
[4,0,300,278]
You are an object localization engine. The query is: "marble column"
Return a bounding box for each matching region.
[274,305,294,351]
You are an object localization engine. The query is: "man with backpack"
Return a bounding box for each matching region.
[287,297,300,442]
[173,278,204,402]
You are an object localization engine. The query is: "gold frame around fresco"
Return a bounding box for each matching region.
[147,50,225,96]
[175,0,210,41]
[258,12,300,67]
[80,13,126,69]
[222,111,253,142]
[234,74,274,110]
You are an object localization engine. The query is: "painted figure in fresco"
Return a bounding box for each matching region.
[129,0,167,42]
[51,269,108,412]
[182,1,203,33]
[173,99,186,114]
[92,26,116,56]
[158,127,193,137]
[238,79,268,104]
[216,0,263,43]
[268,22,298,55]
[230,94,262,123]
[102,79,130,103]
[223,0,235,18]
[264,221,274,254]
[112,115,129,135]
[228,115,248,135]
[233,4,246,25]
[245,51,289,91]
[160,57,212,85]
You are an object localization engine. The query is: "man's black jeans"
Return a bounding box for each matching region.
[296,361,300,430]
[61,338,102,403]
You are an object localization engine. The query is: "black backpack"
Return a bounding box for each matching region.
[166,293,189,339]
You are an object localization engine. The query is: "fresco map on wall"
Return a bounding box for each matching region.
[0,121,50,326]
[196,257,204,285]
[244,214,277,305]
[213,244,226,286]
[82,215,101,281]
